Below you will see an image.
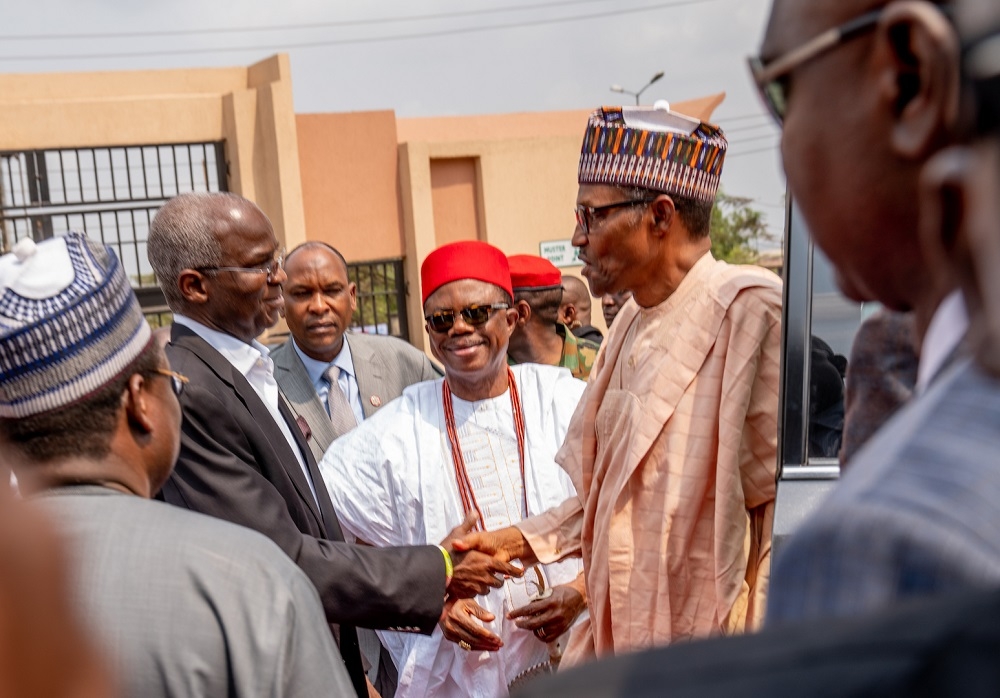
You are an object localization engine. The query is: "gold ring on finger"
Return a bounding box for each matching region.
[459,640,472,651]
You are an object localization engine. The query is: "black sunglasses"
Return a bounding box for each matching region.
[425,303,509,333]
[748,9,883,124]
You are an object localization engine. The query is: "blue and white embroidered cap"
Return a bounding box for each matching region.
[0,232,152,418]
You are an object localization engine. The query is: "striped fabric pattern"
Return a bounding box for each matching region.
[0,232,151,417]
[578,106,728,202]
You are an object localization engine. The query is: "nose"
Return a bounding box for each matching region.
[269,264,287,285]
[306,291,327,314]
[449,312,476,334]
[571,221,587,248]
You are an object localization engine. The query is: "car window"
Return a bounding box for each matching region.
[779,201,866,471]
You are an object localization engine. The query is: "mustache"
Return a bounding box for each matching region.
[444,339,485,350]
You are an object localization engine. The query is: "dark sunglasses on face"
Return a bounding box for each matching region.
[747,9,883,125]
[424,303,509,333]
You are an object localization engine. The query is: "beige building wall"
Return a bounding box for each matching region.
[295,110,405,261]
[0,55,724,353]
[396,94,725,350]
[0,54,306,250]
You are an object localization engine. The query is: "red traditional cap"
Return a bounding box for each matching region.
[421,240,513,305]
[507,255,562,291]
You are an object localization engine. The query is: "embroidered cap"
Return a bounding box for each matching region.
[421,240,513,305]
[507,255,562,292]
[578,103,728,202]
[0,233,152,418]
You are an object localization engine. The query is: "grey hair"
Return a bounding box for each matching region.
[147,192,234,310]
[618,185,714,238]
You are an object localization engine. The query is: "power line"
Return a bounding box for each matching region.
[0,0,721,61]
[726,143,780,159]
[712,111,771,123]
[723,121,777,134]
[0,0,616,41]
[728,133,780,146]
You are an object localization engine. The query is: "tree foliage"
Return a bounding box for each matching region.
[709,190,771,264]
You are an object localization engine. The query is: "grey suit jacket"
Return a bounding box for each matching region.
[768,358,1000,624]
[39,486,352,698]
[272,332,438,462]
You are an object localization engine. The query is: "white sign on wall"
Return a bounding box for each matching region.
[539,240,581,268]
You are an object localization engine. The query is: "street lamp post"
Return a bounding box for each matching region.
[609,71,666,105]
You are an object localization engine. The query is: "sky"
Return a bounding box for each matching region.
[0,0,786,241]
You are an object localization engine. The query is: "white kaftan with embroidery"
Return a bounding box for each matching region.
[320,363,585,698]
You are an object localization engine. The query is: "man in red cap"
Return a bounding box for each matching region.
[319,240,588,697]
[506,255,600,381]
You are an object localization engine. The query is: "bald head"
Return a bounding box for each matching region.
[284,241,349,278]
[559,275,593,328]
[148,192,268,310]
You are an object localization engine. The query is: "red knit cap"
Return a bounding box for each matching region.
[421,240,513,305]
[507,255,562,291]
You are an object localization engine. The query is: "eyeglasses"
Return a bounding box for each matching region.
[748,9,883,125]
[153,368,189,396]
[424,303,509,333]
[197,247,286,282]
[574,199,654,235]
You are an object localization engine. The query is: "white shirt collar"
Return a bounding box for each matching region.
[172,314,271,378]
[292,335,355,386]
[916,290,969,393]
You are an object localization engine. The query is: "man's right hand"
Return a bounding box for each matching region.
[441,511,524,599]
[453,525,538,568]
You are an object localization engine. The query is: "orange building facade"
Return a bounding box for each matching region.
[0,53,723,349]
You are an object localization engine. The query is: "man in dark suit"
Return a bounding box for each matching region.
[271,242,438,464]
[271,241,438,695]
[147,192,521,698]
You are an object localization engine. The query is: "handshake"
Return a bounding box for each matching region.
[437,512,586,654]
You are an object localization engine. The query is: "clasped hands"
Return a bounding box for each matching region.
[437,512,585,653]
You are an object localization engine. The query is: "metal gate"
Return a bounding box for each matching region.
[0,142,227,325]
[347,258,409,340]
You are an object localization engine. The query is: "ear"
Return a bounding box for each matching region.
[877,1,960,158]
[177,269,210,306]
[648,195,677,238]
[348,282,358,312]
[560,303,577,326]
[514,299,531,327]
[123,374,156,436]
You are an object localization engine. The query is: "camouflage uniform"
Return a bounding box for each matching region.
[557,323,599,381]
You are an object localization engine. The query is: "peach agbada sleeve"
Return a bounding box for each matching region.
[516,296,632,564]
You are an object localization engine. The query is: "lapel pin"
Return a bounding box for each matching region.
[370,395,382,408]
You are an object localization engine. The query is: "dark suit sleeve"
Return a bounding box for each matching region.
[161,356,445,633]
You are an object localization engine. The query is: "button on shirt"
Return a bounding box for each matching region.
[292,338,365,425]
[172,315,320,506]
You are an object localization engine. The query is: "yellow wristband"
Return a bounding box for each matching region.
[437,545,454,587]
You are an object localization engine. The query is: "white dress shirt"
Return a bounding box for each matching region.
[916,290,969,394]
[172,315,320,506]
[292,337,365,425]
